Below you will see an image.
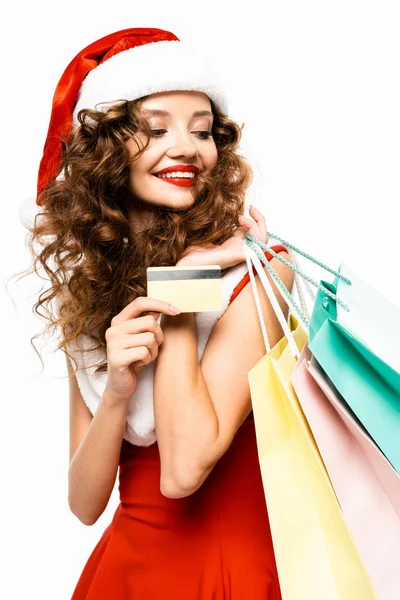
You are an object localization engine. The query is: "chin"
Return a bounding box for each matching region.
[158,194,196,210]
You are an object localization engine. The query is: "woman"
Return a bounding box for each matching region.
[20,27,294,599]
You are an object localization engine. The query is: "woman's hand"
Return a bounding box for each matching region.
[176,205,268,269]
[104,297,181,401]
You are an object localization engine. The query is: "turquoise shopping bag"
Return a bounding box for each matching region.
[244,232,400,473]
[308,275,400,473]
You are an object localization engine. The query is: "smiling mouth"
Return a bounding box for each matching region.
[153,171,198,187]
[153,172,197,180]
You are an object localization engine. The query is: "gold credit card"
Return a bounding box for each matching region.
[146,265,222,313]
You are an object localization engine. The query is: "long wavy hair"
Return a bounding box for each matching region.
[15,97,254,376]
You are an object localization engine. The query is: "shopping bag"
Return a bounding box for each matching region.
[336,263,400,374]
[245,234,400,473]
[308,273,400,473]
[291,344,400,600]
[243,242,378,600]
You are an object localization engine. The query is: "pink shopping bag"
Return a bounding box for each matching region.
[291,344,400,600]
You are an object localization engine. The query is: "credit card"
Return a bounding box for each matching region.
[146,265,222,312]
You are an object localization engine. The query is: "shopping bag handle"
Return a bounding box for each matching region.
[244,242,302,358]
[280,247,313,321]
[244,238,313,329]
[244,234,351,313]
[264,231,351,284]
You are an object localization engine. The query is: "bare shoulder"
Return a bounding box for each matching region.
[232,248,294,340]
[224,249,295,352]
[66,354,93,463]
[199,250,294,459]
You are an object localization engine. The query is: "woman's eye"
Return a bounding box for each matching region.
[194,131,213,140]
[151,129,167,137]
[150,129,213,139]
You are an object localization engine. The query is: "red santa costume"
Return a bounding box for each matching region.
[20,27,285,599]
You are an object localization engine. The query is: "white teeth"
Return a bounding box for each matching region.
[155,171,196,179]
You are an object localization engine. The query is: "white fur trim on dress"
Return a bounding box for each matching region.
[67,260,249,447]
[72,40,229,128]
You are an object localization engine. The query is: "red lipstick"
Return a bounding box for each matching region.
[153,164,199,187]
[154,165,199,175]
[159,178,195,187]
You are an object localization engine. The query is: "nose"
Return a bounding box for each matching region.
[166,127,198,159]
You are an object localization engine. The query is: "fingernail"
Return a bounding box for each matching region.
[169,305,181,314]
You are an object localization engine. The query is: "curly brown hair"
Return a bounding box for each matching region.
[15,97,254,376]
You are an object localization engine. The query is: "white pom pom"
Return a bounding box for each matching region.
[18,196,48,232]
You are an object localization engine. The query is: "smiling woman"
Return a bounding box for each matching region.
[125,92,218,216]
[17,26,287,600]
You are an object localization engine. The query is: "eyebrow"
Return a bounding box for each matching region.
[142,109,213,118]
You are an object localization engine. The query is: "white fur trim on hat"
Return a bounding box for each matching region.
[72,40,228,128]
[18,169,65,231]
[18,196,46,231]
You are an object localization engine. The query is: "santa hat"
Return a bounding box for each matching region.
[19,27,229,231]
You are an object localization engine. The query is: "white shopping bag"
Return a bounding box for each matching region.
[337,263,400,375]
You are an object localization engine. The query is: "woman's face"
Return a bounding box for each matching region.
[125,91,218,212]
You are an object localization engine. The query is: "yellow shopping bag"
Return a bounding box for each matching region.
[248,313,378,600]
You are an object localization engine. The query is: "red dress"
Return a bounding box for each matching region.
[71,246,286,600]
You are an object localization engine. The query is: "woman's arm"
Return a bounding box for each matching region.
[154,251,295,499]
[67,355,129,525]
[154,312,219,498]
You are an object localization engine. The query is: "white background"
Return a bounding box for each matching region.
[1,1,399,597]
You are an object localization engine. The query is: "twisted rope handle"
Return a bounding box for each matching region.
[244,245,271,354]
[289,249,312,321]
[245,233,350,312]
[267,231,352,284]
[246,240,311,329]
[289,248,316,304]
[243,243,301,358]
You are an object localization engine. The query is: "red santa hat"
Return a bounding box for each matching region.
[19,27,229,231]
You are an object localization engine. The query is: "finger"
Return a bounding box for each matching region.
[175,256,195,267]
[142,311,161,320]
[112,298,180,325]
[116,316,164,345]
[233,224,248,238]
[135,334,159,365]
[238,215,253,227]
[248,205,268,240]
[239,215,266,241]
[249,204,265,219]
[134,337,159,367]
[249,205,267,226]
[120,332,160,360]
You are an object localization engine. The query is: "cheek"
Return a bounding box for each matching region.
[126,136,161,176]
[129,149,159,179]
[203,144,218,168]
